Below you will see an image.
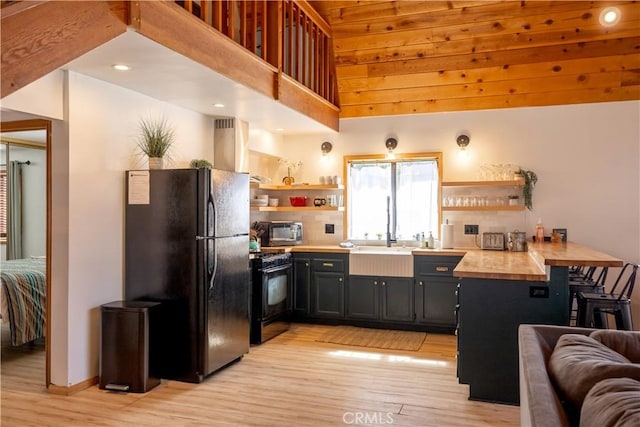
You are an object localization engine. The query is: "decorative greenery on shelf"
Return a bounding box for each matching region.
[136,116,175,159]
[516,168,538,210]
[190,159,213,169]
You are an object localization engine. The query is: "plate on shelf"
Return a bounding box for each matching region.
[250,199,268,207]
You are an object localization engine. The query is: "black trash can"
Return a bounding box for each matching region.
[99,300,161,393]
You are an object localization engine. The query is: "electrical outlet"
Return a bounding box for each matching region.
[464,224,479,235]
[325,224,335,234]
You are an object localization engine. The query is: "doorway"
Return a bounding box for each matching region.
[0,119,51,388]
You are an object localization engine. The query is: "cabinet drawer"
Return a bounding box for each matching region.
[312,258,345,272]
[414,256,462,277]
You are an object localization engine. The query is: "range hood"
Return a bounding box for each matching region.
[214,118,249,173]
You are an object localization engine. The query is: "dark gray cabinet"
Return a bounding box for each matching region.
[347,276,413,322]
[293,253,348,320]
[414,255,462,330]
[311,255,347,318]
[346,276,379,319]
[293,255,311,316]
[380,277,414,322]
[456,267,570,405]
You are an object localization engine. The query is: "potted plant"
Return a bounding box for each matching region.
[515,168,538,210]
[190,159,213,169]
[136,116,175,169]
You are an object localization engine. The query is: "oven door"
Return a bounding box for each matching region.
[261,264,292,320]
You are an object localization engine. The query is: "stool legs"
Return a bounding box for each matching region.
[614,305,633,331]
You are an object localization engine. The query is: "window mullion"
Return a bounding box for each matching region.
[391,162,397,241]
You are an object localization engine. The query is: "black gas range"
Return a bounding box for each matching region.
[249,251,293,344]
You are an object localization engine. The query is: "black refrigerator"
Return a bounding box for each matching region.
[124,168,250,383]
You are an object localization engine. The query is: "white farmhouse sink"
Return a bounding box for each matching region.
[349,246,414,277]
[350,245,415,254]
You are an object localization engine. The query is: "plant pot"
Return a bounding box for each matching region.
[148,157,163,169]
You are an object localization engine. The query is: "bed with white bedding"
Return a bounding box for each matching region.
[0,257,46,346]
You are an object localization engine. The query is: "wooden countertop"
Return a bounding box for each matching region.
[262,241,623,282]
[528,242,624,267]
[454,242,622,281]
[453,250,547,281]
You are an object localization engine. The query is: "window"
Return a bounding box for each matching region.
[345,153,442,241]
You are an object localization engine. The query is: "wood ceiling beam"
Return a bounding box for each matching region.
[337,54,640,92]
[349,38,640,77]
[1,1,128,98]
[332,4,640,53]
[340,71,629,106]
[339,85,640,118]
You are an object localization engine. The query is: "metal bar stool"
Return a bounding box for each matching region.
[576,263,638,331]
[568,266,607,326]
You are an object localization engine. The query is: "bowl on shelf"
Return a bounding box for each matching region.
[289,196,308,207]
[268,198,279,207]
[250,199,268,207]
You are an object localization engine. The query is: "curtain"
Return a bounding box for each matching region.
[7,160,22,260]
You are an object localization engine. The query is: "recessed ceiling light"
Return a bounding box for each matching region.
[599,6,621,27]
[112,64,130,71]
[275,128,284,132]
[213,103,225,108]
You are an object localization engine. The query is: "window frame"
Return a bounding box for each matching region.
[342,152,443,241]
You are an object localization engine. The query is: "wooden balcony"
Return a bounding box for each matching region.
[1,0,339,131]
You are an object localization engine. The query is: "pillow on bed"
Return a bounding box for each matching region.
[590,330,640,363]
[548,334,640,411]
[580,377,640,427]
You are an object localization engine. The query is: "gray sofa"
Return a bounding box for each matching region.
[519,324,640,427]
[519,325,594,427]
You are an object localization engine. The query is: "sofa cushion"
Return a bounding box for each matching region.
[590,330,640,363]
[580,378,640,427]
[548,334,640,412]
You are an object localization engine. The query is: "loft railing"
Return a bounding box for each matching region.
[175,0,338,106]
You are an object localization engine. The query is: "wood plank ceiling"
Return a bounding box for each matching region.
[310,0,640,118]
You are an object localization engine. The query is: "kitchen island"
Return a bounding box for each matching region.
[450,242,622,405]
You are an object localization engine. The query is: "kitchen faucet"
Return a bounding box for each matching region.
[386,196,396,247]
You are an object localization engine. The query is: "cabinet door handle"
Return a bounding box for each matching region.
[323,262,334,267]
[305,263,309,267]
[382,281,386,286]
[418,281,423,286]
[436,266,449,272]
[338,277,343,282]
[374,281,378,285]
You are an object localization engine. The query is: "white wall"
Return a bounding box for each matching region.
[4,70,216,387]
[62,71,214,386]
[274,100,640,327]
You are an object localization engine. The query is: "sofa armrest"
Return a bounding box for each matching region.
[519,325,595,427]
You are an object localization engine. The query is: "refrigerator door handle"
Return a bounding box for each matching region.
[196,234,248,240]
[207,193,216,290]
[209,238,217,292]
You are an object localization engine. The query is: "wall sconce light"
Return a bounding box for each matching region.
[321,141,333,155]
[385,137,398,158]
[456,133,470,151]
[385,137,398,153]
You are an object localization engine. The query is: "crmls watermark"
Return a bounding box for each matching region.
[342,411,395,425]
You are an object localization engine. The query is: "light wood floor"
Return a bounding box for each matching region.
[1,323,519,426]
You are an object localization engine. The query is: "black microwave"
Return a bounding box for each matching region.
[256,221,303,247]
